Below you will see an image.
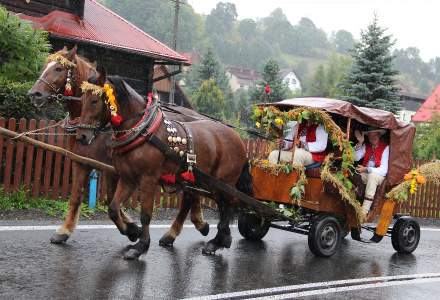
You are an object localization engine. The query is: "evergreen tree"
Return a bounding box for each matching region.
[192,78,225,119]
[341,17,401,113]
[249,59,291,104]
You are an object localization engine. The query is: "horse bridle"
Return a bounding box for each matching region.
[36,66,82,107]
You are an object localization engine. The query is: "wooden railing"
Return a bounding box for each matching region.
[0,117,439,218]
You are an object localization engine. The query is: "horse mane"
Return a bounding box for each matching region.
[107,76,131,103]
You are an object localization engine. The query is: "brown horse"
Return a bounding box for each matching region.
[27,46,209,245]
[77,71,249,259]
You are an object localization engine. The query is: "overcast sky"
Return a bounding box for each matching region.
[187,0,437,61]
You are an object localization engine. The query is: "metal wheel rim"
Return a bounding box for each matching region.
[402,224,417,246]
[320,224,337,249]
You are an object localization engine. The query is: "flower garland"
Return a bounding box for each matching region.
[80,82,103,96]
[47,53,76,69]
[386,162,440,202]
[103,83,123,126]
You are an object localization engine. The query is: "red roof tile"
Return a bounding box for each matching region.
[412,84,440,122]
[20,0,188,64]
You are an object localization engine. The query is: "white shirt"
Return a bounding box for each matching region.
[283,122,328,153]
[354,144,389,177]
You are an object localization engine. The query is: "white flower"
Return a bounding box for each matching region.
[279,204,285,209]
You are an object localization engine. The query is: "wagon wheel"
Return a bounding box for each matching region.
[391,217,420,254]
[238,211,270,241]
[308,215,342,257]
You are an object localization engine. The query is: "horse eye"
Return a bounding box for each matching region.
[91,99,98,105]
[55,67,63,72]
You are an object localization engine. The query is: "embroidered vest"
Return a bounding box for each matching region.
[362,140,387,167]
[297,124,326,162]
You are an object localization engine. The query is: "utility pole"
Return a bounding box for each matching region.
[169,0,180,105]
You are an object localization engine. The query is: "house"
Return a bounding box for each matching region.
[153,65,192,108]
[0,0,189,96]
[397,93,426,123]
[225,66,262,92]
[412,85,440,122]
[280,69,302,92]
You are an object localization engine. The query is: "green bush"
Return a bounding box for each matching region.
[0,78,37,119]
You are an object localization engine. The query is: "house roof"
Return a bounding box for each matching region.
[20,0,188,64]
[412,84,440,122]
[226,66,262,81]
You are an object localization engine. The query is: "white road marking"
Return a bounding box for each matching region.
[421,227,440,232]
[184,273,440,300]
[0,224,235,231]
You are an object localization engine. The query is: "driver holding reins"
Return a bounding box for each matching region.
[354,128,389,216]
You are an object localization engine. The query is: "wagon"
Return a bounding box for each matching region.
[236,98,420,257]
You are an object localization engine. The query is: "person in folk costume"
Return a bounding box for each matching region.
[354,128,389,215]
[268,119,329,166]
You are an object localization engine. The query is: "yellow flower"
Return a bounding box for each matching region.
[256,122,261,128]
[274,117,284,126]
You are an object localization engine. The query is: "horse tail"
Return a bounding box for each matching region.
[236,161,253,197]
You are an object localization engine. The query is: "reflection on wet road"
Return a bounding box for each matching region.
[1,226,440,299]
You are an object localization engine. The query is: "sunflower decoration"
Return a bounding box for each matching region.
[103,83,123,126]
[404,170,426,194]
[387,168,427,202]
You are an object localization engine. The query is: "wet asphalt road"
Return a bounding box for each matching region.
[1,223,440,300]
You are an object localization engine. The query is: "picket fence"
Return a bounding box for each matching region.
[0,117,438,218]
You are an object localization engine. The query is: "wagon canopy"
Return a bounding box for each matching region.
[261,97,416,185]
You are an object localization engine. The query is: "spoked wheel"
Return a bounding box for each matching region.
[238,212,270,241]
[308,215,342,257]
[391,217,420,254]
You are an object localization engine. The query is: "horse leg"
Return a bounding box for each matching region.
[190,195,209,236]
[202,194,232,255]
[108,179,142,243]
[50,162,90,244]
[104,172,134,225]
[159,191,192,247]
[124,178,155,260]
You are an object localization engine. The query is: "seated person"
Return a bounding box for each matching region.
[268,119,328,166]
[354,128,389,215]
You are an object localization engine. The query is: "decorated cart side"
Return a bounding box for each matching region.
[239,97,422,257]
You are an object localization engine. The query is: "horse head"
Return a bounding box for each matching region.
[76,67,111,145]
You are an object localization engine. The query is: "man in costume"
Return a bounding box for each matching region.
[268,120,328,166]
[354,128,389,215]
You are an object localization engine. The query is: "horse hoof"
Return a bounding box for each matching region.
[126,223,142,242]
[199,222,210,236]
[159,235,175,247]
[50,233,69,244]
[202,242,219,255]
[123,249,142,260]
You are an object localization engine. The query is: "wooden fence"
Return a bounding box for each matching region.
[0,117,439,218]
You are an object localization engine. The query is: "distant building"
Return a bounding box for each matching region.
[225,66,262,92]
[397,93,426,123]
[412,85,440,122]
[153,65,192,108]
[280,69,302,92]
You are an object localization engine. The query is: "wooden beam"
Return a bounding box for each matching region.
[0,127,116,174]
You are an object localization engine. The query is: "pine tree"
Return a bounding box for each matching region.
[341,17,401,113]
[249,59,291,104]
[192,78,226,119]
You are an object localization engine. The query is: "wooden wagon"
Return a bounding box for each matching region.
[236,98,421,257]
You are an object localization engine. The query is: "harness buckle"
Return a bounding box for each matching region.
[187,153,197,164]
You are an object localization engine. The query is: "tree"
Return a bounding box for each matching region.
[332,30,355,54]
[342,17,401,111]
[341,17,401,113]
[413,116,440,160]
[192,78,225,119]
[249,59,291,104]
[307,65,327,96]
[0,6,51,119]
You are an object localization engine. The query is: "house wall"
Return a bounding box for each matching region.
[0,0,84,17]
[283,72,302,92]
[397,109,416,123]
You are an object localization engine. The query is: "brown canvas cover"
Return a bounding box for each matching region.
[262,97,416,186]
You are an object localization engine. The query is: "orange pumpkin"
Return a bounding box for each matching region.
[416,175,426,185]
[404,173,412,181]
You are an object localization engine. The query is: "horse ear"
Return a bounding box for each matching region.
[96,65,107,86]
[67,45,78,60]
[62,46,68,52]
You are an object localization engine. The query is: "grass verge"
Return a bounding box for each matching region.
[0,187,107,219]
